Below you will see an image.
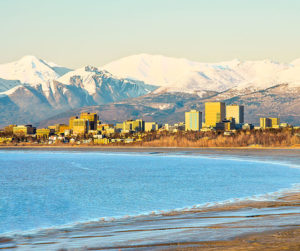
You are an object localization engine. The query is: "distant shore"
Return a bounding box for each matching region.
[1,144,300,150]
[1,144,300,159]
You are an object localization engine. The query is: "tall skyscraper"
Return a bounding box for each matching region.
[205,102,226,127]
[80,112,98,130]
[270,118,280,128]
[226,105,244,124]
[185,110,202,131]
[72,119,89,135]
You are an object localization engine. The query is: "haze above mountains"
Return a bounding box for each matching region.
[1,54,300,127]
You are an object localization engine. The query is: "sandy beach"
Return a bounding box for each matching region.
[0,147,300,250]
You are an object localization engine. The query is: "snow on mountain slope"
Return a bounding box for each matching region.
[57,66,111,95]
[102,54,300,93]
[0,78,22,92]
[102,54,201,85]
[57,65,157,98]
[0,64,158,126]
[102,54,243,91]
[0,55,72,86]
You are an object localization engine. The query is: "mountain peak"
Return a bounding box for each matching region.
[0,55,70,85]
[19,55,41,62]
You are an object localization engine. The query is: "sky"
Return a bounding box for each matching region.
[1,0,300,68]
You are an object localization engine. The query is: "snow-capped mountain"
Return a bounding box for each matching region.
[0,57,157,126]
[55,65,157,104]
[1,53,300,127]
[102,54,300,93]
[102,54,243,92]
[0,78,22,92]
[0,55,72,86]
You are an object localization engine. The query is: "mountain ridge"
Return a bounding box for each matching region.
[1,54,300,127]
[102,53,300,93]
[0,58,157,127]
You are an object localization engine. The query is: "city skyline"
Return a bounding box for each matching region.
[1,0,300,68]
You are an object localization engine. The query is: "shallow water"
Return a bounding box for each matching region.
[1,150,300,238]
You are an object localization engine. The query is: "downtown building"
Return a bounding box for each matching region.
[205,102,226,128]
[226,104,244,124]
[185,110,202,131]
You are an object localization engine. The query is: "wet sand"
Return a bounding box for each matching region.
[1,193,299,250]
[0,147,300,250]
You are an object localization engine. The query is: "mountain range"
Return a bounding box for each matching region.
[1,54,300,128]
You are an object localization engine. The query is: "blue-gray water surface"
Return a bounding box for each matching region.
[1,150,300,235]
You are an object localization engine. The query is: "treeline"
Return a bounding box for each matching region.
[138,129,300,147]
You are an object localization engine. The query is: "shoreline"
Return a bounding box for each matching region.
[1,144,300,150]
[2,190,299,250]
[1,147,300,250]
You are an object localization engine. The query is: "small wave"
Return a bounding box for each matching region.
[2,182,300,240]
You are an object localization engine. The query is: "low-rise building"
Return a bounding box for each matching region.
[280,123,289,128]
[0,137,12,143]
[36,128,54,138]
[94,138,111,144]
[260,117,280,129]
[242,123,254,130]
[215,119,235,131]
[58,124,69,134]
[13,125,36,136]
[4,125,16,134]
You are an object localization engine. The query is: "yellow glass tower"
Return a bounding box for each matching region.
[72,119,89,135]
[205,102,226,127]
[260,118,272,129]
[226,105,244,124]
[80,112,98,130]
[270,118,280,128]
[69,116,78,130]
[185,110,202,131]
[122,119,145,132]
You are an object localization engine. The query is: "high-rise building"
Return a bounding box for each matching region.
[270,118,280,128]
[205,102,226,127]
[226,105,244,124]
[260,118,272,129]
[72,119,89,135]
[80,112,98,130]
[145,122,159,132]
[69,116,78,129]
[185,110,202,131]
[122,119,145,132]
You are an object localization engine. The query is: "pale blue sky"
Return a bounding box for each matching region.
[1,0,299,68]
